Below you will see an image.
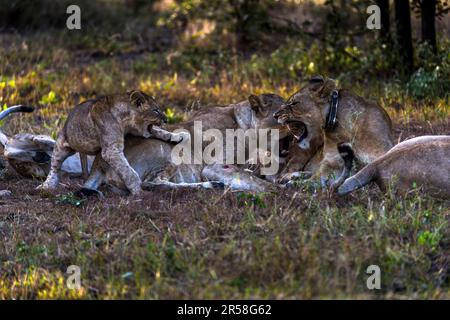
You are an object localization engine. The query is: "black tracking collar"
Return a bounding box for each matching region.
[325,89,339,130]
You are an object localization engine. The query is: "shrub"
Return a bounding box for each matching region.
[407,43,450,100]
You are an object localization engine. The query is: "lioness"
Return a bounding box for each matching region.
[270,79,326,184]
[338,136,450,198]
[0,105,92,178]
[38,90,183,195]
[80,93,287,194]
[274,76,393,187]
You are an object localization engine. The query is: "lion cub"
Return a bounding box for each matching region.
[38,90,176,195]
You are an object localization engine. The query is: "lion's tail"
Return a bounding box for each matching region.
[337,163,377,196]
[0,105,35,146]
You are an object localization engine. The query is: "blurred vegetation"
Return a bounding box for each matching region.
[0,0,448,135]
[407,42,450,100]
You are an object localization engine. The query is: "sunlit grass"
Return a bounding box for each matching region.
[0,268,86,300]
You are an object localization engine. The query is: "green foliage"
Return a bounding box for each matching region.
[15,242,48,265]
[165,107,184,124]
[3,188,449,299]
[55,193,86,207]
[39,91,58,105]
[237,192,267,209]
[418,230,441,250]
[407,43,450,100]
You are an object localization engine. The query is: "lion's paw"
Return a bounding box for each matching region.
[171,132,190,143]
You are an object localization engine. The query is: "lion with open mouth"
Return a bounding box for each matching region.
[274,75,394,188]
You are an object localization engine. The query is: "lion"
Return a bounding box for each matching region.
[78,93,288,195]
[37,90,184,195]
[274,76,393,188]
[276,122,324,184]
[338,136,450,198]
[0,105,93,179]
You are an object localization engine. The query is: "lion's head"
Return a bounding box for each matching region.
[273,76,336,150]
[128,90,168,138]
[233,93,289,138]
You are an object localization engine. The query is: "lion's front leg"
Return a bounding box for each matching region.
[37,133,74,190]
[150,126,189,143]
[82,155,106,190]
[314,147,345,189]
[101,139,142,196]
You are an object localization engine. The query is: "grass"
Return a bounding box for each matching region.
[0,2,450,299]
[0,180,449,299]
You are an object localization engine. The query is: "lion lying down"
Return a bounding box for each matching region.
[0,94,295,195]
[80,93,288,195]
[3,101,448,199]
[338,136,450,199]
[0,105,93,179]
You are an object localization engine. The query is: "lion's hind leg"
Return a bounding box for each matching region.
[75,155,106,198]
[202,164,275,193]
[37,134,75,190]
[141,163,224,190]
[313,146,346,189]
[141,178,224,190]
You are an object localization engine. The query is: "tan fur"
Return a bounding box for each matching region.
[38,91,171,195]
[277,135,323,183]
[0,105,93,179]
[82,94,287,194]
[274,76,393,187]
[338,136,450,198]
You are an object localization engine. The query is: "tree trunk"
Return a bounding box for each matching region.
[229,0,268,53]
[394,0,414,74]
[377,0,391,41]
[421,0,437,53]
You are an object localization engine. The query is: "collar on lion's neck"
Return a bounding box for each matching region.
[324,89,339,131]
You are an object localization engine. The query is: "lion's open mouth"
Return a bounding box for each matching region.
[286,120,307,142]
[32,151,51,164]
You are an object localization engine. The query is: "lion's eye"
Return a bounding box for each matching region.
[286,101,299,110]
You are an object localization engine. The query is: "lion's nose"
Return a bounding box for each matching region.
[161,114,168,124]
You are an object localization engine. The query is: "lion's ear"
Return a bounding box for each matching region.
[309,75,324,83]
[129,90,147,108]
[299,75,325,93]
[312,78,336,99]
[248,94,263,113]
[234,105,253,130]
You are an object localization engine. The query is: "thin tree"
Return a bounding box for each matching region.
[394,0,414,74]
[376,0,391,42]
[412,0,450,54]
[413,0,437,53]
